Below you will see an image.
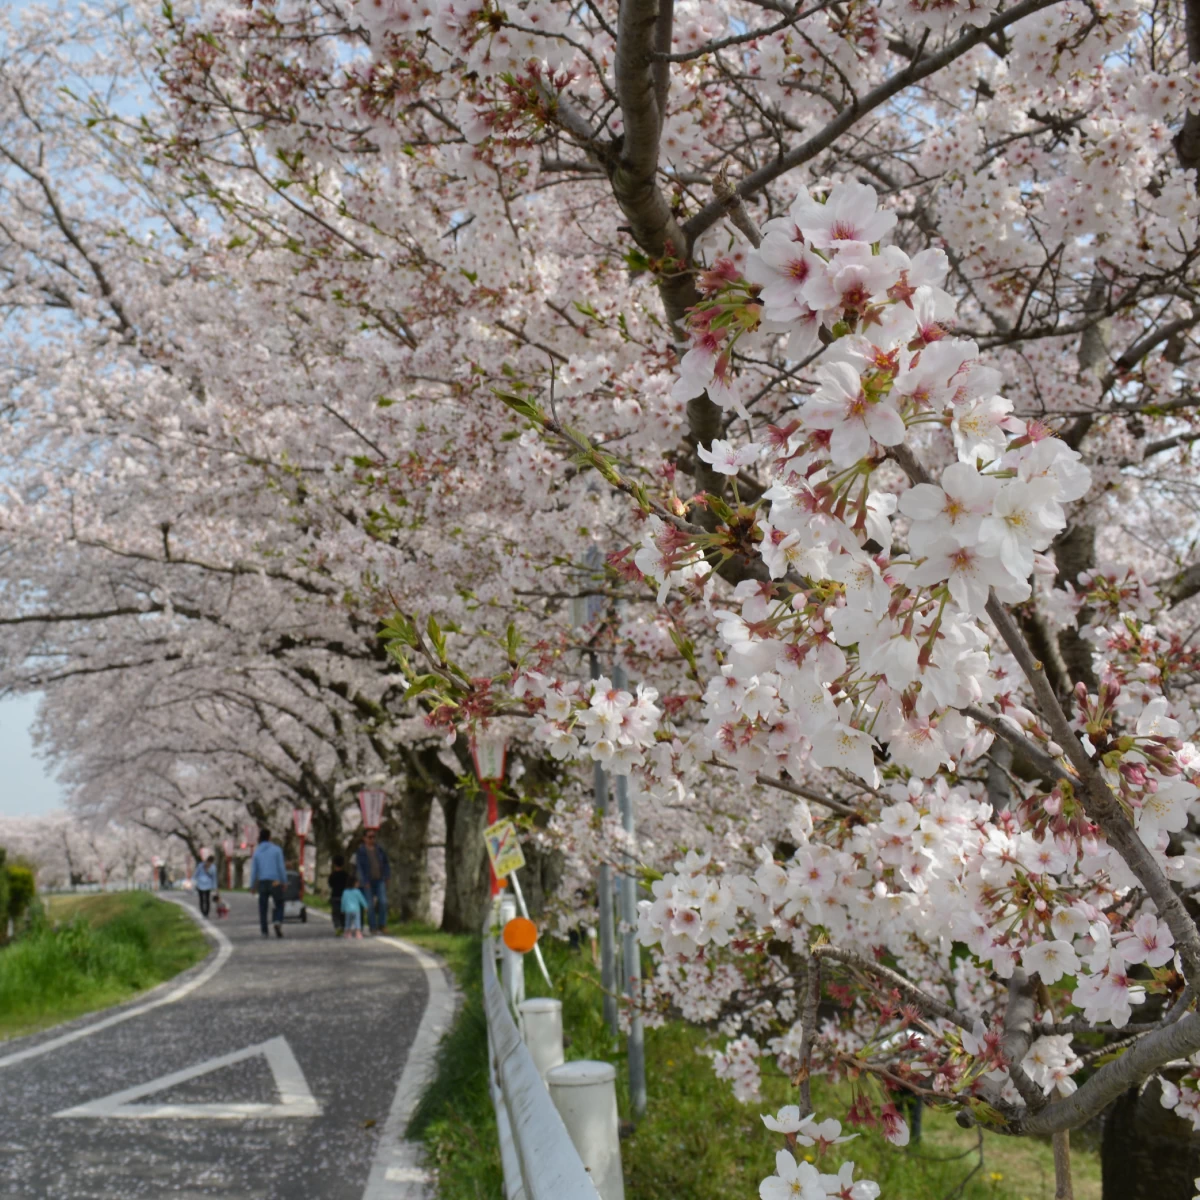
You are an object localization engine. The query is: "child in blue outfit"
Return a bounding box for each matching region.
[340,870,369,939]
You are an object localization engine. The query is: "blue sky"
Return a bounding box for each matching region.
[0,694,64,817]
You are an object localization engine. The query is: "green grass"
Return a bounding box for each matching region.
[0,892,209,1041]
[395,926,1101,1200]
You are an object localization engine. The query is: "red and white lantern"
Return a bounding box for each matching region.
[292,809,313,838]
[240,823,256,850]
[470,729,508,782]
[471,730,508,896]
[358,790,387,829]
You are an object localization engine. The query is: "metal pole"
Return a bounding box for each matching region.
[591,652,619,1036]
[485,780,501,898]
[611,665,647,1117]
[508,870,553,988]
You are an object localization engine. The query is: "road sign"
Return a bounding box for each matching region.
[484,817,526,880]
[54,1036,320,1120]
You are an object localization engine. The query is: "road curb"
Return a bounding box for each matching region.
[361,937,461,1200]
[0,893,232,1071]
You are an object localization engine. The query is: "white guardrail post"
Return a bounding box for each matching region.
[546,1062,625,1200]
[484,904,622,1200]
[517,998,564,1080]
[498,893,524,1010]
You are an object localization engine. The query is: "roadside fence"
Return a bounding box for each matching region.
[483,893,625,1200]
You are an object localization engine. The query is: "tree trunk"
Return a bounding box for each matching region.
[381,784,434,924]
[516,837,565,921]
[1102,1078,1200,1199]
[311,799,347,896]
[439,789,491,934]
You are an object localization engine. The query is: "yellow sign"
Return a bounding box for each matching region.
[484,818,526,879]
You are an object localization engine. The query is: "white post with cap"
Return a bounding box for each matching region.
[497,893,524,1010]
[545,1061,624,1200]
[518,997,565,1080]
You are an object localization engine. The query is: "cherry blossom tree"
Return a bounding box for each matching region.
[10,0,1200,1194]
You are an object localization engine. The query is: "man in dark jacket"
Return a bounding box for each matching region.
[354,829,390,934]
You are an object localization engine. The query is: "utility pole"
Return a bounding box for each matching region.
[592,652,619,1036]
[611,664,646,1117]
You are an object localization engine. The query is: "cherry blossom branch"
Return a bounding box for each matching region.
[1019,1011,1200,1135]
[682,0,1066,241]
[748,770,862,819]
[888,440,1200,981]
[809,944,975,1031]
[959,705,1072,785]
[796,953,821,1116]
[984,594,1200,983]
[650,2,832,63]
[712,170,762,248]
[1002,971,1046,1111]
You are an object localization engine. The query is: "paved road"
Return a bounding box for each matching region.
[0,893,452,1200]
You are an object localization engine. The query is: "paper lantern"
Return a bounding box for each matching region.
[471,730,508,782]
[358,790,387,829]
[292,808,313,837]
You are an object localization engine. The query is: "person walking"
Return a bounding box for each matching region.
[193,855,217,918]
[249,828,287,939]
[354,829,390,934]
[340,869,369,940]
[328,854,348,936]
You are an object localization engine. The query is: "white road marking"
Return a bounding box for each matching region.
[361,937,458,1200]
[0,895,233,1072]
[53,1035,321,1120]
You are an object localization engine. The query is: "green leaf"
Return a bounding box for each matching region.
[494,390,544,422]
[427,615,447,659]
[403,674,442,701]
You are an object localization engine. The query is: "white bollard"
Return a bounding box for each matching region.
[545,1061,624,1200]
[518,998,565,1080]
[498,893,524,1010]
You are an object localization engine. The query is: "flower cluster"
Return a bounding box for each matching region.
[518,670,662,774]
[758,1106,880,1200]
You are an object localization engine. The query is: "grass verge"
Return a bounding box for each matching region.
[0,892,209,1041]
[396,925,1102,1200]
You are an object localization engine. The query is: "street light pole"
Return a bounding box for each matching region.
[591,652,619,1037]
[611,664,647,1116]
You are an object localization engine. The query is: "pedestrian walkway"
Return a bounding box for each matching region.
[0,893,452,1200]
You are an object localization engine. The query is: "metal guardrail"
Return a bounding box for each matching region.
[483,906,601,1200]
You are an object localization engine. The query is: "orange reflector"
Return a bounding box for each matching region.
[503,916,538,953]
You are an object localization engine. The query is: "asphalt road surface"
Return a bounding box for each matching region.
[0,892,453,1200]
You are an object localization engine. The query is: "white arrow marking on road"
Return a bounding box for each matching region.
[53,1036,321,1120]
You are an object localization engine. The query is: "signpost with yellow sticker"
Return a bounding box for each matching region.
[484,819,551,987]
[484,817,526,881]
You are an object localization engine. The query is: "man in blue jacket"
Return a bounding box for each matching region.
[249,828,287,938]
[354,828,391,934]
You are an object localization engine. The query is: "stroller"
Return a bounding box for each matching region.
[281,870,308,924]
